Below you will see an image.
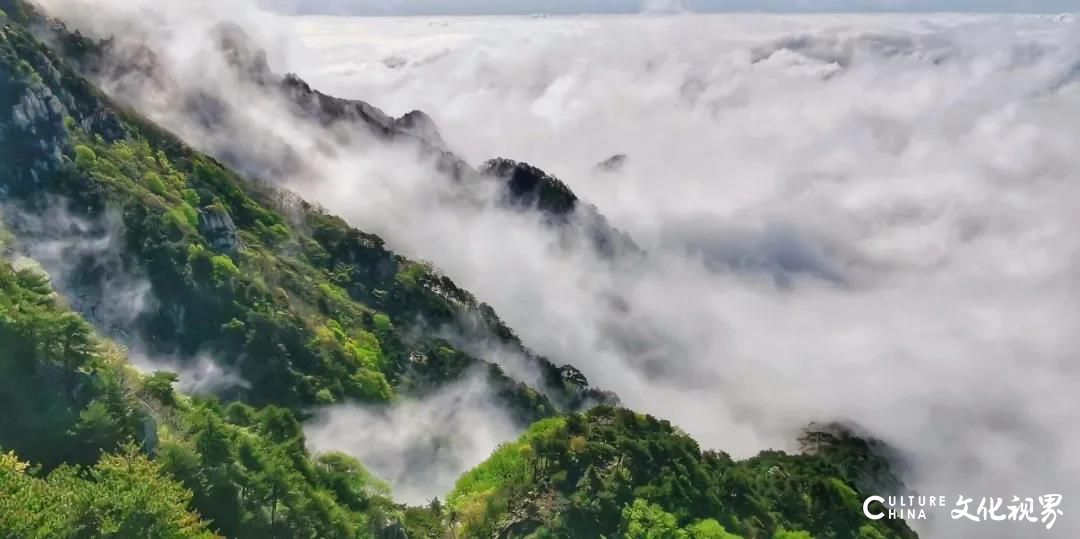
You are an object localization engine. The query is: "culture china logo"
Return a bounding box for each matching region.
[862,494,1064,530]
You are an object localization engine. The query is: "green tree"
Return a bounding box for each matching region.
[622,499,685,539]
[688,520,744,539]
[0,446,215,538]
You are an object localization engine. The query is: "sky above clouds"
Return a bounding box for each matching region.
[259,0,1080,15]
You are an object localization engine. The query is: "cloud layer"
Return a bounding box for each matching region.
[305,372,521,504]
[277,14,1080,536]
[33,2,1080,535]
[258,0,1079,16]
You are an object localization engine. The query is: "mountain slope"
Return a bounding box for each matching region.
[0,256,441,538]
[0,246,914,538]
[0,3,917,538]
[0,0,607,416]
[447,408,915,538]
[41,15,641,261]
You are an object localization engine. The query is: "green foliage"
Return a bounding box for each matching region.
[621,499,741,539]
[144,371,180,404]
[0,226,14,252]
[145,171,168,195]
[373,312,392,332]
[150,398,440,539]
[209,254,239,281]
[449,407,917,539]
[0,256,428,538]
[73,144,96,167]
[182,188,201,207]
[316,451,391,500]
[687,519,744,539]
[2,10,595,417]
[451,417,565,510]
[43,130,461,409]
[0,446,215,538]
[177,202,200,227]
[395,261,427,289]
[0,9,920,539]
[0,263,144,469]
[773,530,814,539]
[164,206,196,233]
[622,498,685,538]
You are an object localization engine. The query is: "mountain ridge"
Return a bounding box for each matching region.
[38,15,643,261]
[2,0,613,416]
[0,2,916,537]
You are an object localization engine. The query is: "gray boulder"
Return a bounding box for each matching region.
[197,205,239,252]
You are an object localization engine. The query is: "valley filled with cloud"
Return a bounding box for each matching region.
[30,1,1080,535]
[286,15,1080,535]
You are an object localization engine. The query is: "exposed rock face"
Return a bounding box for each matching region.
[277,74,451,154]
[140,412,159,456]
[595,153,628,173]
[394,109,445,149]
[1,19,124,197]
[4,80,66,182]
[197,205,239,252]
[556,364,589,389]
[280,72,396,133]
[11,81,64,129]
[544,363,618,410]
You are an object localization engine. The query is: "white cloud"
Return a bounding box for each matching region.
[34,2,1080,535]
[304,372,521,504]
[1,198,251,393]
[276,14,1080,536]
[258,0,1080,15]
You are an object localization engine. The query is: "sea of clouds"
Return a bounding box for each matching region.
[31,1,1080,535]
[288,13,1080,532]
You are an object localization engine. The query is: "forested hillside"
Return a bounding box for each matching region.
[0,1,917,537]
[0,258,442,537]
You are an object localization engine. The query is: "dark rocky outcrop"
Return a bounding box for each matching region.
[394,108,445,149]
[196,204,239,252]
[482,159,641,258]
[595,153,628,173]
[482,158,579,216]
[0,14,125,198]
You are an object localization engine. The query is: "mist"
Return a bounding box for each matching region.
[0,198,251,394]
[305,371,521,504]
[256,0,1080,15]
[287,17,1080,538]
[30,1,1080,535]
